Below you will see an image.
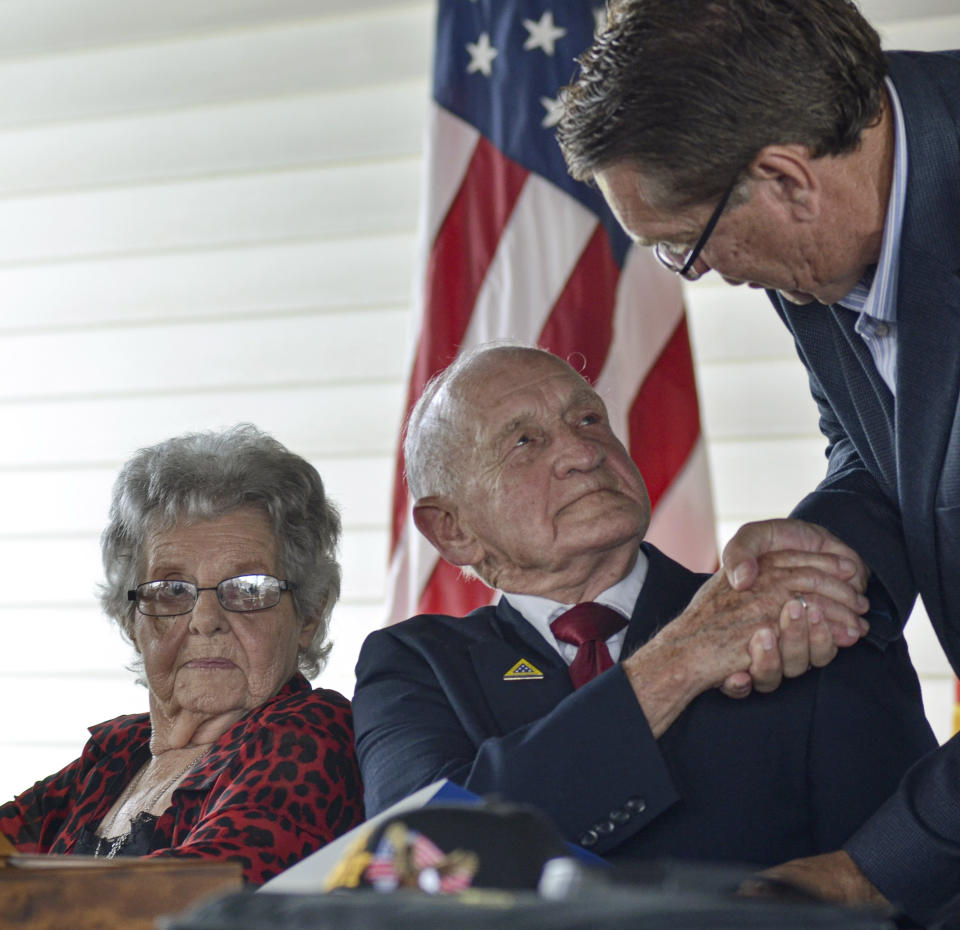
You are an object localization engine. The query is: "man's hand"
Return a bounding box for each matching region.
[725,592,839,697]
[719,520,871,697]
[744,850,891,913]
[723,582,845,697]
[723,518,869,594]
[624,551,868,735]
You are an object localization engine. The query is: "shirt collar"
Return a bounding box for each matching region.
[836,77,907,324]
[502,547,648,649]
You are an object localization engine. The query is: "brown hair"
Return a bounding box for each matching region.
[558,0,886,207]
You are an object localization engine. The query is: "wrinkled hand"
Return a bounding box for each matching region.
[723,518,869,594]
[724,593,835,697]
[659,550,868,697]
[720,520,871,698]
[742,850,891,914]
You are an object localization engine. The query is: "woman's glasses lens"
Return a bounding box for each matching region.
[131,575,285,616]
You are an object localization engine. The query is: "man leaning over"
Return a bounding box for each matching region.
[558,0,960,919]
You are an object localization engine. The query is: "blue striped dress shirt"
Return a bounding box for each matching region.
[836,78,907,396]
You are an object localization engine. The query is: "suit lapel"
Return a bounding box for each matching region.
[831,307,898,488]
[469,547,707,735]
[468,598,572,734]
[786,303,898,493]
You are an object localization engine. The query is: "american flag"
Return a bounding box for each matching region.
[386,0,716,622]
[365,826,477,894]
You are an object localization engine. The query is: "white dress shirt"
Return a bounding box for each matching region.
[501,548,649,665]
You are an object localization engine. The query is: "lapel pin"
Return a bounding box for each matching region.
[503,659,544,681]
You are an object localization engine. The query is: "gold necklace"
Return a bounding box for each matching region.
[141,747,210,812]
[95,747,210,859]
[101,747,210,841]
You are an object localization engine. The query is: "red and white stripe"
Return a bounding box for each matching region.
[386,107,716,624]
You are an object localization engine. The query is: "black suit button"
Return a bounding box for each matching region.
[596,820,615,836]
[624,797,646,814]
[609,808,630,824]
[579,830,599,848]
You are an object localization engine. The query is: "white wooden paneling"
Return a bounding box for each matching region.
[0,608,133,675]
[0,383,404,467]
[0,455,393,534]
[340,529,390,603]
[0,8,433,128]
[0,470,117,532]
[706,438,829,520]
[861,0,960,20]
[312,456,396,530]
[685,281,799,362]
[878,14,960,48]
[0,162,422,263]
[0,0,424,57]
[0,83,428,196]
[2,676,148,746]
[0,236,417,332]
[324,603,392,699]
[0,309,409,398]
[0,0,940,60]
[697,360,823,439]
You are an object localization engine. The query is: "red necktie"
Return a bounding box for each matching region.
[550,603,627,689]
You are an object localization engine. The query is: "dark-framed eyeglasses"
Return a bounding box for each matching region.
[128,574,297,617]
[653,181,736,281]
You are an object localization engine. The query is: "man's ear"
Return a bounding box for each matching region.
[413,497,484,568]
[748,144,820,220]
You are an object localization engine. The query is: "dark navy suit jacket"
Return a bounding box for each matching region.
[767,50,960,922]
[353,544,934,869]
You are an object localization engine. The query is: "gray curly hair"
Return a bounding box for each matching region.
[99,424,341,679]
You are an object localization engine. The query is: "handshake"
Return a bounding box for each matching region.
[717,517,871,698]
[621,517,871,738]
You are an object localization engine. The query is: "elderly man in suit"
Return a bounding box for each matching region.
[352,344,934,869]
[557,0,960,921]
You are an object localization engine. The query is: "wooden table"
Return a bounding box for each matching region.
[0,854,242,930]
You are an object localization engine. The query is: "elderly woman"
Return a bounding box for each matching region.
[0,425,364,884]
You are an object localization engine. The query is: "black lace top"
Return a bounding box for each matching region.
[76,812,158,859]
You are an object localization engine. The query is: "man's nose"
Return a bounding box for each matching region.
[554,428,604,475]
[187,589,230,635]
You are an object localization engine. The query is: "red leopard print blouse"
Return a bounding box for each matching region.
[0,674,363,885]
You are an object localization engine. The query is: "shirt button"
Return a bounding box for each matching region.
[624,797,646,814]
[609,808,630,824]
[579,830,599,848]
[596,820,615,836]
